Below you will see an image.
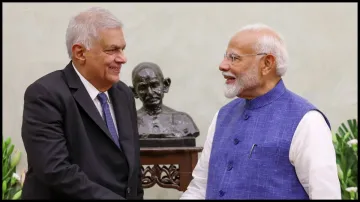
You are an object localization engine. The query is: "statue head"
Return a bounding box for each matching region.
[130,62,171,109]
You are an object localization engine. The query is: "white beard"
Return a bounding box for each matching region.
[223,64,260,99]
[224,80,242,98]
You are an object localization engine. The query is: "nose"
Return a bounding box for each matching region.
[219,58,231,72]
[147,86,154,94]
[115,52,127,64]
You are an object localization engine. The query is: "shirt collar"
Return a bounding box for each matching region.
[72,63,110,102]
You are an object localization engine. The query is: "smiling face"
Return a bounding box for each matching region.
[133,67,165,109]
[219,31,265,99]
[218,27,282,99]
[222,60,260,99]
[73,27,127,91]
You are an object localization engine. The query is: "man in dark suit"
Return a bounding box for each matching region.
[21,7,143,199]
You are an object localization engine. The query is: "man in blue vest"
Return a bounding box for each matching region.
[180,23,341,199]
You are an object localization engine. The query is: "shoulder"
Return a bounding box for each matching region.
[302,110,328,122]
[285,90,331,128]
[286,90,316,109]
[23,70,67,115]
[280,90,320,114]
[301,110,331,129]
[114,80,133,96]
[171,111,200,135]
[173,111,194,121]
[163,107,198,125]
[31,70,63,88]
[25,70,64,100]
[163,106,194,121]
[113,80,135,102]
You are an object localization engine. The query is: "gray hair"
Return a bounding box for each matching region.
[238,23,289,76]
[65,7,123,59]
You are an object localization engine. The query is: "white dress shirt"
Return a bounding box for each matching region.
[72,64,119,136]
[180,110,341,199]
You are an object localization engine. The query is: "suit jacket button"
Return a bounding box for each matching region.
[127,187,131,194]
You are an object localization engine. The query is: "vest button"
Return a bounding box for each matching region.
[233,138,239,145]
[244,114,250,120]
[219,190,225,197]
[227,162,233,171]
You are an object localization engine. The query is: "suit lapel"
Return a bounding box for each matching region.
[63,62,117,148]
[109,86,135,180]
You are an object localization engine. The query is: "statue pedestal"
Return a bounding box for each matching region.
[140,147,203,192]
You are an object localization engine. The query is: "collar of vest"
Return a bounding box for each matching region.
[245,79,286,110]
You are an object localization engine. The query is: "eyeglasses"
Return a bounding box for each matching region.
[224,52,267,64]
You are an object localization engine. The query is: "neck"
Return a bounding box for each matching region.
[240,77,281,100]
[73,61,112,92]
[87,78,112,92]
[144,105,162,116]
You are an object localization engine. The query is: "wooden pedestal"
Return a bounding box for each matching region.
[140,147,203,192]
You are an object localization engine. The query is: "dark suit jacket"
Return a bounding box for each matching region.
[21,61,144,199]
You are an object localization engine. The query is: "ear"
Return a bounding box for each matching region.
[163,78,171,93]
[261,54,276,76]
[129,86,139,99]
[72,44,86,63]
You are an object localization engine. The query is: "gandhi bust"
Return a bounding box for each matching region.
[130,62,199,139]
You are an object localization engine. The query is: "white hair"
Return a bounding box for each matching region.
[65,7,123,59]
[238,23,289,76]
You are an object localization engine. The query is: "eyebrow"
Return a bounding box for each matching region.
[229,52,241,57]
[107,44,126,50]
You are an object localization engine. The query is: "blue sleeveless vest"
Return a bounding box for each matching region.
[205,80,330,199]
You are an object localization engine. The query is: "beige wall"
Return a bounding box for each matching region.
[3,2,357,199]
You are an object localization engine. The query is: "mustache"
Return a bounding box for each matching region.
[222,71,237,78]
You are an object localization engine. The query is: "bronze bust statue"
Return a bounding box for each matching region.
[130,62,199,147]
